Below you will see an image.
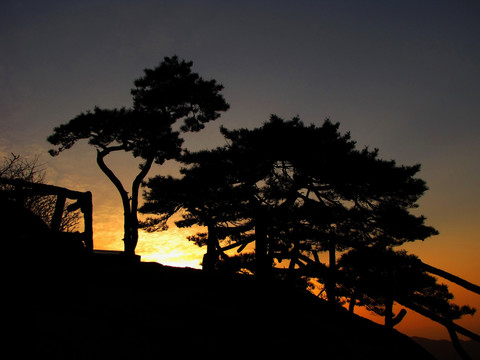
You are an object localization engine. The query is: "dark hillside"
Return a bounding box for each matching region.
[6,259,435,359]
[412,337,480,360]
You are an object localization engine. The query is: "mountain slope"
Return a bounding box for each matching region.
[8,260,435,359]
[412,337,480,360]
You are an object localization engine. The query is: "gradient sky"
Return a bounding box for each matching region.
[1,0,479,340]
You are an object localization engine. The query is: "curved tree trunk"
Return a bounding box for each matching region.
[97,149,132,252]
[97,150,154,256]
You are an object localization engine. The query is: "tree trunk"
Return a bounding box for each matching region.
[447,326,473,360]
[326,240,337,304]
[203,223,217,271]
[288,238,299,283]
[255,217,271,280]
[128,157,154,255]
[96,149,141,255]
[123,211,136,256]
[349,295,357,314]
[385,296,394,329]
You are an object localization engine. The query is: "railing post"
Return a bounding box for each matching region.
[82,191,93,252]
[50,194,66,231]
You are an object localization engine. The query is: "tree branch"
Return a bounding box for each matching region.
[131,156,154,215]
[100,145,126,154]
[396,299,480,343]
[420,262,480,295]
[96,149,129,204]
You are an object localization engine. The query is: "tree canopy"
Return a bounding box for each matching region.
[141,114,477,349]
[142,115,438,272]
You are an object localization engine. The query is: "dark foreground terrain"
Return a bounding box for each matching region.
[413,337,480,360]
[5,256,436,359]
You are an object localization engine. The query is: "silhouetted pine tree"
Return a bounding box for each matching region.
[141,147,252,271]
[142,115,437,289]
[216,116,358,280]
[48,56,229,255]
[338,247,475,329]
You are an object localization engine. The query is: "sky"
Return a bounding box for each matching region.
[1,0,479,340]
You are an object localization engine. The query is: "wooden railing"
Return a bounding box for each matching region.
[0,178,93,251]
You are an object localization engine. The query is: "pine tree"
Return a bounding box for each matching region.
[48,56,229,255]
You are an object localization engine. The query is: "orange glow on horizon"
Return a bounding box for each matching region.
[92,217,206,269]
[136,230,204,269]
